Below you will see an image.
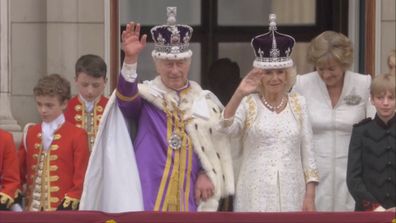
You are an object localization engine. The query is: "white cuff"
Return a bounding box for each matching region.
[220,110,235,127]
[121,62,138,82]
[373,205,386,212]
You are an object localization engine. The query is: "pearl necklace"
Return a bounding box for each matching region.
[261,96,286,111]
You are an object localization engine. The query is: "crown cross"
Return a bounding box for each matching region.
[258,48,264,59]
[167,7,177,25]
[270,33,280,58]
[285,47,291,57]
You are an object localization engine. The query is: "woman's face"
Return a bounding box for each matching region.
[260,69,287,95]
[316,58,345,88]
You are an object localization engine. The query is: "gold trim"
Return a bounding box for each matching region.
[50,186,60,192]
[74,104,82,111]
[49,175,59,182]
[53,134,61,140]
[50,197,59,203]
[154,100,174,211]
[49,165,58,171]
[74,115,82,122]
[50,145,59,151]
[96,105,103,112]
[184,134,193,211]
[63,196,80,210]
[49,155,58,161]
[304,169,320,182]
[0,192,14,208]
[116,90,139,102]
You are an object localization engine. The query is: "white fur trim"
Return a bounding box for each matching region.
[151,50,192,60]
[138,78,235,211]
[253,59,293,69]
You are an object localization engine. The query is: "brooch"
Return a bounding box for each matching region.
[168,132,182,150]
[344,94,362,105]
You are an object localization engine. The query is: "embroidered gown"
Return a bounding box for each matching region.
[221,93,319,212]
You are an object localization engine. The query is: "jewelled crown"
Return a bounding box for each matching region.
[150,7,193,59]
[251,14,295,69]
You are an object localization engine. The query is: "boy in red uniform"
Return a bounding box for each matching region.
[0,128,20,210]
[19,74,89,211]
[64,54,108,150]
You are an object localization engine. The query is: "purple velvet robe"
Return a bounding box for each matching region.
[117,75,201,211]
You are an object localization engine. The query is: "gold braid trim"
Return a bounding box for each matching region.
[243,95,257,131]
[0,192,14,208]
[116,90,139,102]
[63,196,80,210]
[304,169,320,182]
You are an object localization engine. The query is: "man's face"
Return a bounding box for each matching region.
[35,95,67,123]
[155,58,191,90]
[75,72,107,102]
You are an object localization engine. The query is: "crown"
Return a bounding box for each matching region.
[150,7,193,60]
[251,14,295,69]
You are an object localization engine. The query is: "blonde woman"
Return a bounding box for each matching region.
[293,31,374,211]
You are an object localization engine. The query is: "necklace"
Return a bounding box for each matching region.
[261,96,286,111]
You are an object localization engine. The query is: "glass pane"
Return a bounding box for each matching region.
[136,43,201,84]
[119,0,201,26]
[218,42,313,77]
[218,0,316,26]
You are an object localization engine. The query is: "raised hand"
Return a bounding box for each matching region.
[122,22,147,64]
[236,68,264,97]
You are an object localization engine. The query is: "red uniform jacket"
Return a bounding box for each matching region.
[64,95,108,150]
[0,129,20,204]
[18,122,89,211]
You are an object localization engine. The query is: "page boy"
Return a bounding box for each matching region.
[347,73,395,211]
[19,74,89,211]
[64,54,108,150]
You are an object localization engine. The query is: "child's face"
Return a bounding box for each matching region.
[75,72,107,102]
[35,95,67,123]
[371,90,395,121]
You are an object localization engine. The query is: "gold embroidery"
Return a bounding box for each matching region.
[304,169,320,182]
[116,90,139,102]
[0,192,14,208]
[96,105,103,112]
[50,186,60,192]
[63,196,80,210]
[53,134,61,140]
[49,165,58,171]
[244,95,257,131]
[74,115,82,122]
[49,175,59,182]
[50,145,59,151]
[50,197,59,203]
[74,104,82,111]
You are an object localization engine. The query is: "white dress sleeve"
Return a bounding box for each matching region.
[219,96,250,137]
[299,96,320,183]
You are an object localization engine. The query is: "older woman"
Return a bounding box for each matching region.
[292,31,374,211]
[221,14,319,212]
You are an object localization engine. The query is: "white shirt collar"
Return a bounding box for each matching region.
[42,114,65,150]
[79,94,97,113]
